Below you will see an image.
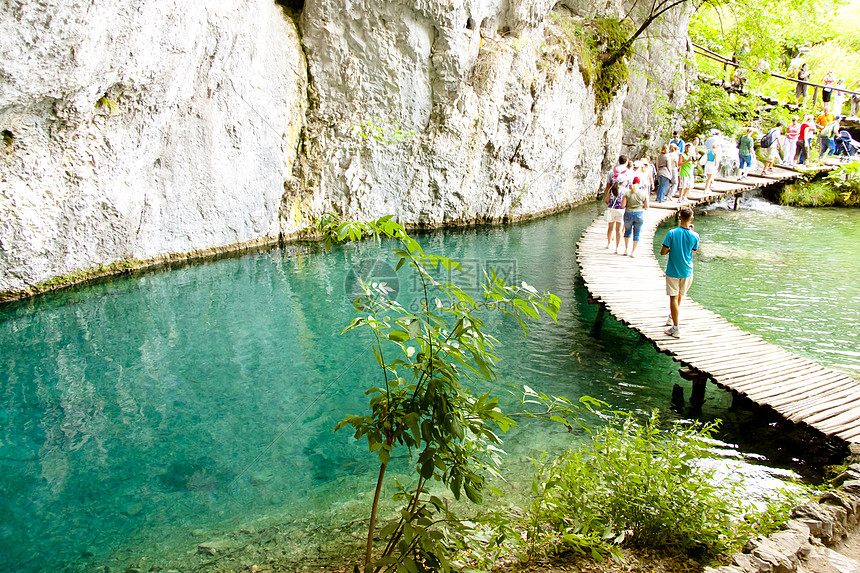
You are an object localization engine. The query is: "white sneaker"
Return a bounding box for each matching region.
[664,325,680,338]
[665,316,674,326]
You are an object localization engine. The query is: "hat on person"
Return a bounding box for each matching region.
[633,160,643,167]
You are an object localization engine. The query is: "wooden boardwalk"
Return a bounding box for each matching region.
[577,164,860,444]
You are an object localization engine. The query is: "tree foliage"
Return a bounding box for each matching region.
[318,214,561,572]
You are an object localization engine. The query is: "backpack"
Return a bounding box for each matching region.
[760,129,775,148]
[610,165,628,184]
[608,166,628,199]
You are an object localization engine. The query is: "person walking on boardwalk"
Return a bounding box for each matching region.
[621,176,649,257]
[817,105,834,130]
[668,143,681,199]
[737,127,755,179]
[760,123,783,175]
[655,145,674,203]
[851,79,860,117]
[817,117,841,163]
[677,144,695,201]
[639,157,655,197]
[798,114,815,165]
[702,142,721,192]
[796,63,811,107]
[832,78,847,116]
[822,70,835,105]
[784,116,801,166]
[661,206,699,338]
[669,131,685,157]
[604,155,632,252]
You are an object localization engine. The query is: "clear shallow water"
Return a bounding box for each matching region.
[0,200,854,572]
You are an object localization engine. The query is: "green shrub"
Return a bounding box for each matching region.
[674,80,761,139]
[317,214,561,572]
[524,413,805,559]
[780,163,860,207]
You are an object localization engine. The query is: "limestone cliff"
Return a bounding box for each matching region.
[0,0,307,295]
[0,0,691,297]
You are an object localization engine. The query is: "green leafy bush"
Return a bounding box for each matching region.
[781,163,860,207]
[523,413,805,559]
[673,80,760,138]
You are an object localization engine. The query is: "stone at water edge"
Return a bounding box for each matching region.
[806,546,860,573]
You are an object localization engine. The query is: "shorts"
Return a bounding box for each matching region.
[679,175,693,189]
[704,162,716,176]
[767,144,780,162]
[666,275,693,297]
[739,154,752,169]
[604,208,624,223]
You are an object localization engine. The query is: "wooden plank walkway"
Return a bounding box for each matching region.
[577,163,860,444]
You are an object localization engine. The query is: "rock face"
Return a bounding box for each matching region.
[705,473,860,573]
[290,0,625,232]
[0,0,692,296]
[621,5,694,156]
[0,0,307,294]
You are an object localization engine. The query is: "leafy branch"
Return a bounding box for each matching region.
[319,214,561,572]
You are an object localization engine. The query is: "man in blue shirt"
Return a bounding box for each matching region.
[669,131,685,155]
[660,206,700,338]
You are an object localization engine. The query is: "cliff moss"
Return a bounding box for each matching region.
[543,12,631,111]
[586,18,632,111]
[35,260,141,290]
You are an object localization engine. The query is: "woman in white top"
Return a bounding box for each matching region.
[832,78,847,116]
[702,142,722,193]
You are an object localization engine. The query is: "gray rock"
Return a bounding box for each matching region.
[770,524,811,561]
[0,0,307,294]
[751,536,796,572]
[731,553,755,570]
[806,546,860,573]
[792,503,846,544]
[821,490,860,518]
[832,466,860,487]
[842,480,860,496]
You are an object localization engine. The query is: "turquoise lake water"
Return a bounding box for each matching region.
[0,198,857,572]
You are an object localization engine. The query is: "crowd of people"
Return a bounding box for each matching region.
[599,111,858,337]
[603,112,856,239]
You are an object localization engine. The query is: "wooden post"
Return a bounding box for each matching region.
[671,384,685,412]
[679,367,708,410]
[733,194,739,211]
[592,302,606,335]
[690,378,707,409]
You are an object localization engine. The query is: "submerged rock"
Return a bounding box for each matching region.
[197,538,232,556]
